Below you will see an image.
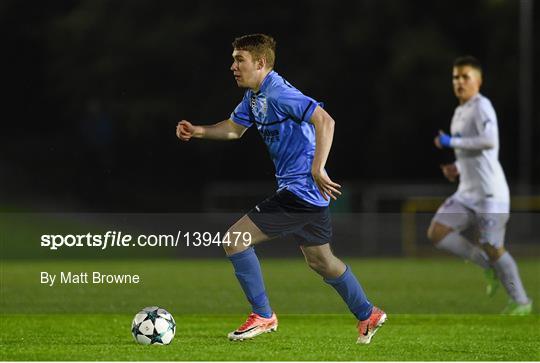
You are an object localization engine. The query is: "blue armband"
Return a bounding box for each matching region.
[439,133,452,148]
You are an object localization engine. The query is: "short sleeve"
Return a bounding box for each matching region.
[230,93,253,128]
[275,88,320,123]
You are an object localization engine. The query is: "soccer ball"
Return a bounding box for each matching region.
[131,306,176,345]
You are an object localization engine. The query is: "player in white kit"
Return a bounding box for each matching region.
[428,56,532,315]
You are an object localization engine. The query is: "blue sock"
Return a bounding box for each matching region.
[324,265,373,320]
[228,247,272,318]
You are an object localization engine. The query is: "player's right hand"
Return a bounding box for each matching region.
[312,168,342,201]
[176,120,194,141]
[440,163,459,182]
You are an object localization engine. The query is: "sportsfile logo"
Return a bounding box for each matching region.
[40,231,181,250]
[40,231,252,250]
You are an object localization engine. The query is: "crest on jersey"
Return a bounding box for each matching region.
[250,94,268,120]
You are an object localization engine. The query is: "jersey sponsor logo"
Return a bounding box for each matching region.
[260,128,280,143]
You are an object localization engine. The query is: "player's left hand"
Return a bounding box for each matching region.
[434,130,452,149]
[312,168,342,201]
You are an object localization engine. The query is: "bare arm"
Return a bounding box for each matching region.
[176,119,247,141]
[310,106,342,201]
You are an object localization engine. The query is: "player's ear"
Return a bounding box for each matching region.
[475,70,483,87]
[257,57,266,70]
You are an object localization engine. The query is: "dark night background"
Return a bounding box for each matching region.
[2,0,538,212]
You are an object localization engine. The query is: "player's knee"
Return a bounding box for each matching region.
[222,227,248,256]
[481,243,506,261]
[223,242,244,256]
[427,222,452,244]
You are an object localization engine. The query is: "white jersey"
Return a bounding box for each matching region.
[449,93,509,206]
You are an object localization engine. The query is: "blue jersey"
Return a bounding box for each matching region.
[230,71,328,207]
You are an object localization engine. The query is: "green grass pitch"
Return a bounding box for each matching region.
[1,258,539,360]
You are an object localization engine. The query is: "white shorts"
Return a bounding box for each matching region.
[432,195,509,247]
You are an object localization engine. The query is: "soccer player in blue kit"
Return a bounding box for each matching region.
[176,34,386,344]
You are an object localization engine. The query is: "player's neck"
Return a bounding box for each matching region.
[458,92,479,105]
[251,69,272,92]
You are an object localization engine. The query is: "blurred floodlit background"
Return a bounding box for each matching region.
[1,0,537,256]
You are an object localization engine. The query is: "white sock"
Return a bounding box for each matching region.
[436,232,490,269]
[493,252,530,304]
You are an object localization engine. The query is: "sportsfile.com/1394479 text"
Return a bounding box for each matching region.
[40,231,253,250]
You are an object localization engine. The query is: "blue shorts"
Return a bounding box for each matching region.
[247,188,332,246]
